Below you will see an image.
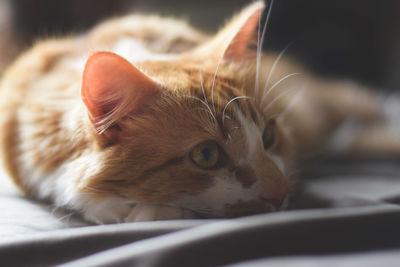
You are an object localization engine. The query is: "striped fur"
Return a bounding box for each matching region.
[0,1,395,223]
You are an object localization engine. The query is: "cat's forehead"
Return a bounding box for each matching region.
[184,81,264,141]
[139,58,246,85]
[138,59,264,134]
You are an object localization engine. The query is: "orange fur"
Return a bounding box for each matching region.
[0,1,398,223]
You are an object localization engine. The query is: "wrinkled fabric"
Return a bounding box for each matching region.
[1,159,400,266]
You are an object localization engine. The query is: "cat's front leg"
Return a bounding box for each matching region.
[124,204,197,222]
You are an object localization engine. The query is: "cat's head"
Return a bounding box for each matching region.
[81,1,293,218]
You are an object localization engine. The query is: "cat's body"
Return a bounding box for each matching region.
[0,2,398,223]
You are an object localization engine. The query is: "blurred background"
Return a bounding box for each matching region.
[0,0,399,90]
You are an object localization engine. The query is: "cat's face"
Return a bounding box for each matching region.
[165,68,289,218]
[81,1,290,218]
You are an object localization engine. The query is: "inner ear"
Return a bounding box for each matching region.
[81,52,160,134]
[223,2,264,61]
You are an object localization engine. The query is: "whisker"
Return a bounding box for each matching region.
[261,72,303,106]
[254,0,262,100]
[255,0,275,99]
[81,185,108,194]
[192,107,214,113]
[198,68,217,123]
[263,86,296,113]
[263,41,294,96]
[199,68,209,106]
[222,95,250,126]
[223,114,232,121]
[279,83,307,120]
[211,53,224,114]
[181,95,218,123]
[191,107,218,121]
[55,211,75,224]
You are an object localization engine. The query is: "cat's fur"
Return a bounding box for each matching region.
[0,1,398,223]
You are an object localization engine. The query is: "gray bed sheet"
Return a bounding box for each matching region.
[1,159,400,266]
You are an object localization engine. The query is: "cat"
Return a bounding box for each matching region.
[0,1,398,224]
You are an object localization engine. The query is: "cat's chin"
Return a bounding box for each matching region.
[124,203,198,222]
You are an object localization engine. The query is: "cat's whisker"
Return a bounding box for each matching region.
[211,52,225,114]
[199,68,210,107]
[48,206,76,224]
[198,68,217,122]
[191,107,218,122]
[264,78,307,120]
[262,42,293,99]
[255,0,274,100]
[278,85,306,120]
[222,95,250,126]
[254,0,262,100]
[223,114,232,121]
[181,95,217,123]
[225,126,241,143]
[261,72,303,106]
[191,107,213,113]
[50,206,62,217]
[263,85,296,113]
[81,185,108,194]
[55,211,75,223]
[226,132,232,142]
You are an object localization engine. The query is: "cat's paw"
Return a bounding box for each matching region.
[124,204,196,222]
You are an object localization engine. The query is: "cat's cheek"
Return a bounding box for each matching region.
[124,204,197,222]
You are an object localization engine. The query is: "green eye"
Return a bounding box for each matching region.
[190,141,220,169]
[262,126,275,150]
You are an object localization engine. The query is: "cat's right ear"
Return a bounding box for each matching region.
[193,1,264,62]
[81,52,160,138]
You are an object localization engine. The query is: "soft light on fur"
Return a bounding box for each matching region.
[0,1,398,223]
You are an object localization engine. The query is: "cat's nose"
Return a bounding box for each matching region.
[259,186,289,210]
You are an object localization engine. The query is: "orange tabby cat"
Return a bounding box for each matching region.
[0,2,398,223]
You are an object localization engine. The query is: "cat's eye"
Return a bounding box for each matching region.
[262,125,275,150]
[190,141,220,169]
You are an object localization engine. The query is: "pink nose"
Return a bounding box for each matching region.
[259,186,289,209]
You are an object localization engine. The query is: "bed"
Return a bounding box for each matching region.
[1,157,400,266]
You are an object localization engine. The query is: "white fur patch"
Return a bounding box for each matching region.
[16,120,134,224]
[78,196,132,224]
[173,168,261,217]
[236,109,261,164]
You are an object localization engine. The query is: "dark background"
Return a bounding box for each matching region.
[1,0,399,89]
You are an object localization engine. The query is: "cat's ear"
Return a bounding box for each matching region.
[81,52,160,136]
[200,1,264,62]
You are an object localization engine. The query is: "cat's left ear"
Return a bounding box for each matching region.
[81,52,160,138]
[200,1,265,62]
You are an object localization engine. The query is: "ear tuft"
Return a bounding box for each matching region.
[81,52,160,134]
[223,1,264,61]
[195,1,265,62]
